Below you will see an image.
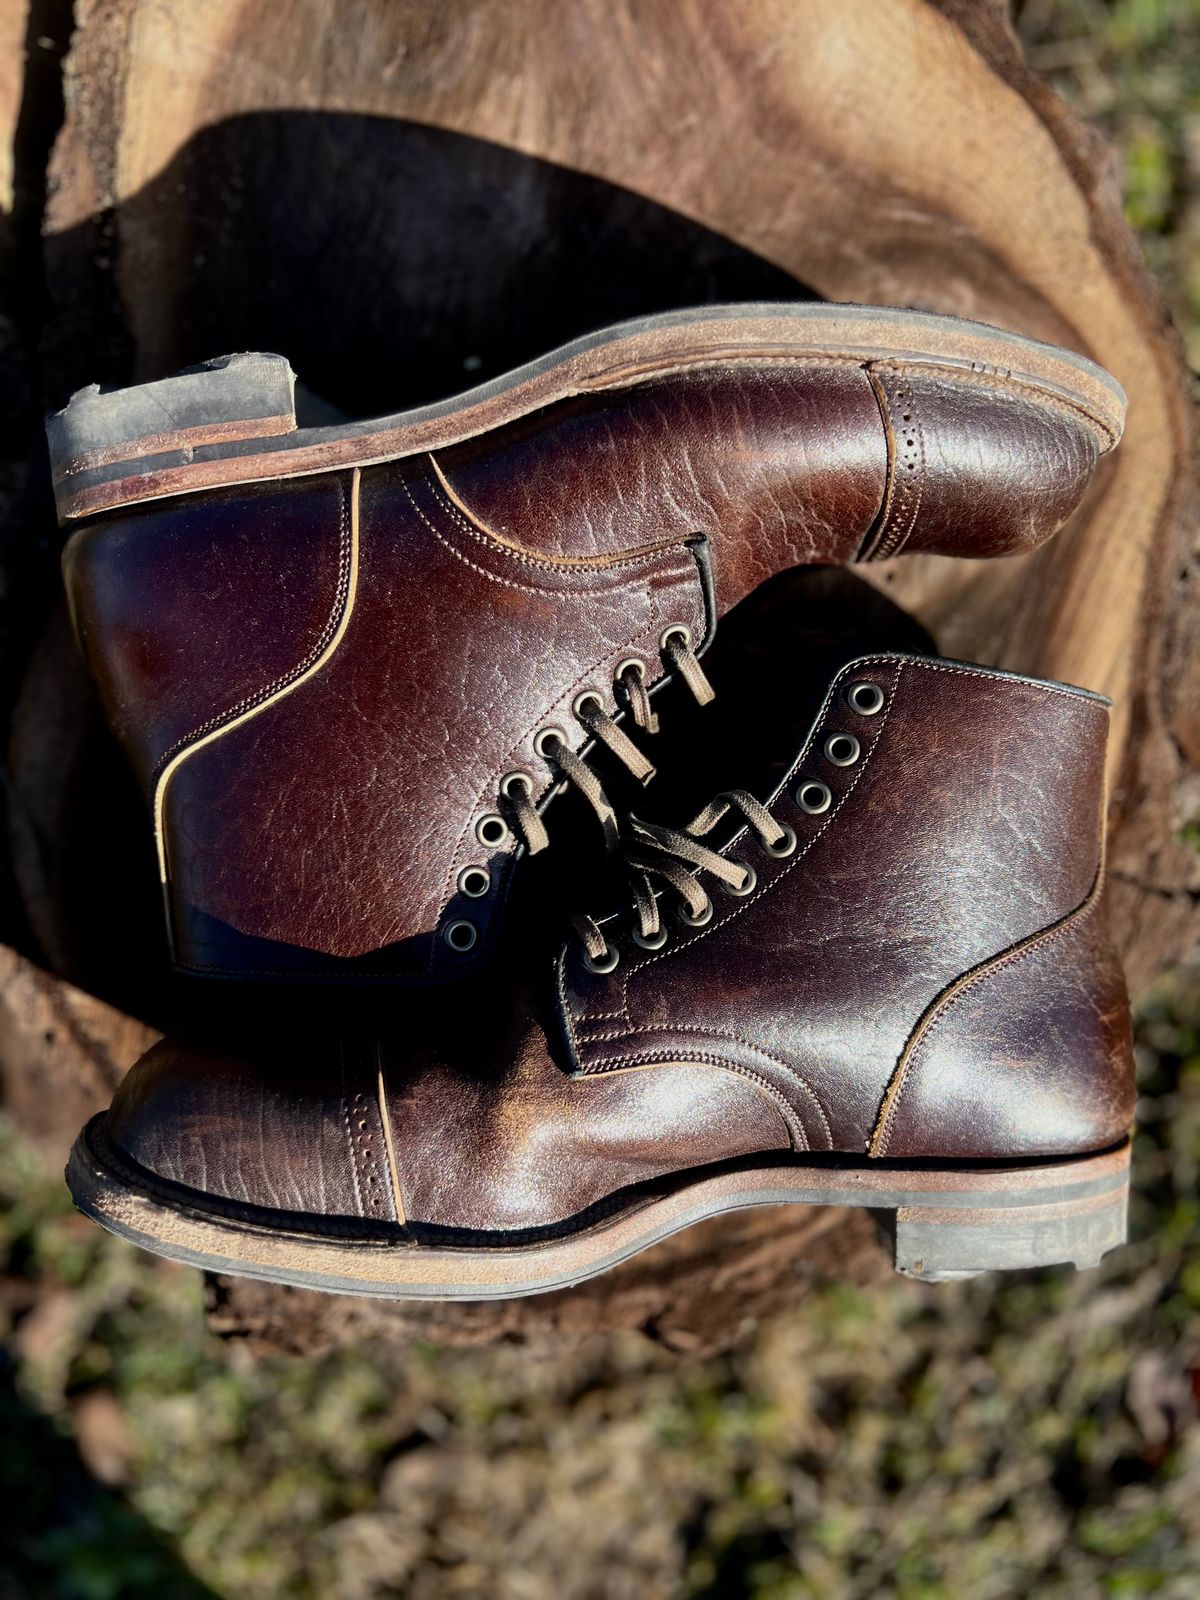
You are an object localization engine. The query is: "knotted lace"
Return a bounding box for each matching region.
[571,789,791,968]
[500,630,714,856]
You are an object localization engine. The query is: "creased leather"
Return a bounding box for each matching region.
[382,1000,791,1231]
[439,367,886,608]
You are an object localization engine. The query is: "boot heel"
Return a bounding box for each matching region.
[48,353,298,522]
[887,1179,1129,1282]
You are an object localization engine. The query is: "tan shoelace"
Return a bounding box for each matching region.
[500,630,714,856]
[572,789,792,971]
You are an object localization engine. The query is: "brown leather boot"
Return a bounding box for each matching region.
[67,650,1135,1294]
[53,304,1125,986]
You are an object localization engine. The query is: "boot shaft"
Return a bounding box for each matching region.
[65,462,712,981]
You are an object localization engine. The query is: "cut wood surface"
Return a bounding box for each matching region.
[0,943,159,1171]
[0,2,24,223]
[0,0,1194,1352]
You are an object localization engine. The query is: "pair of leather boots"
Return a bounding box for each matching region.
[51,303,1135,1298]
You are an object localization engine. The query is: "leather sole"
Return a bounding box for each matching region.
[48,302,1127,521]
[67,1116,1130,1299]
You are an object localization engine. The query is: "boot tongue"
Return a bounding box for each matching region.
[643,565,938,829]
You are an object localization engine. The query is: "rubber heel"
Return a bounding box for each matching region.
[47,352,298,522]
[887,1178,1129,1282]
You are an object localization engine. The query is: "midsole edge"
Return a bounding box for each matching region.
[70,1117,1131,1274]
[53,304,1126,521]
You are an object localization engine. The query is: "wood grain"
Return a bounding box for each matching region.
[0,0,1191,1351]
[0,1,26,222]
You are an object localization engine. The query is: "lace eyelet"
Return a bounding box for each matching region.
[457,866,491,899]
[796,780,832,815]
[678,899,714,928]
[476,813,510,847]
[723,863,757,897]
[760,825,797,859]
[499,770,533,799]
[659,624,692,652]
[444,919,478,953]
[582,943,620,975]
[846,681,885,716]
[823,732,861,767]
[632,925,669,951]
[615,656,648,684]
[534,726,567,760]
[573,690,605,720]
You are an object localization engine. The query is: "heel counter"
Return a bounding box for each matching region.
[877,889,1135,1160]
[61,474,351,791]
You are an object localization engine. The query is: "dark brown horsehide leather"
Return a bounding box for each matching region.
[98,653,1134,1237]
[62,348,1114,987]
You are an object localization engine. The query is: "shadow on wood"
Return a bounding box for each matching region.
[0,0,1193,1353]
[13,113,815,1007]
[41,112,813,411]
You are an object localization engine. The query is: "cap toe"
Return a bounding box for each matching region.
[102,1038,399,1226]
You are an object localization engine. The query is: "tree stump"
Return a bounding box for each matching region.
[1,0,1194,1353]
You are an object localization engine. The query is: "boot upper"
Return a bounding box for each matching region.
[60,329,1113,988]
[100,652,1135,1239]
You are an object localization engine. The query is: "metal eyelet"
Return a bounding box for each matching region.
[846,681,885,716]
[444,919,478,953]
[615,656,648,684]
[582,943,620,975]
[760,825,797,859]
[534,726,567,760]
[476,813,510,847]
[678,899,714,928]
[457,866,491,899]
[724,863,757,897]
[823,732,861,767]
[659,624,692,652]
[573,690,605,720]
[632,925,669,951]
[796,780,832,815]
[499,770,533,798]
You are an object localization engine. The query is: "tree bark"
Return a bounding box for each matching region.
[0,0,1194,1353]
